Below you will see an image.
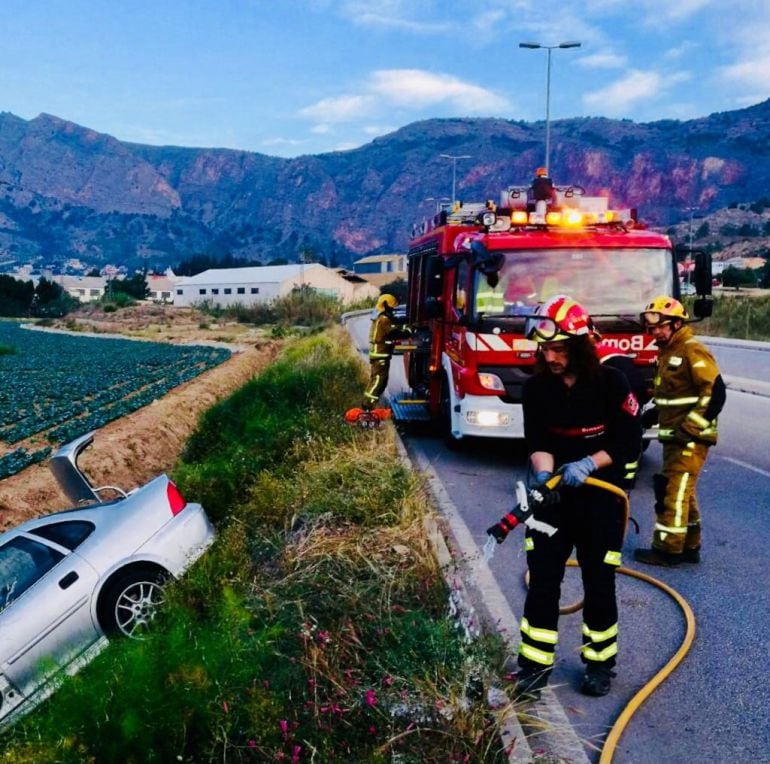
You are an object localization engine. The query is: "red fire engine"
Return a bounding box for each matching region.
[392,181,712,444]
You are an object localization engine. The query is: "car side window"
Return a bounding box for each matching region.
[0,537,65,612]
[29,521,95,550]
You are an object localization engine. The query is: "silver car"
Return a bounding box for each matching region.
[0,432,215,728]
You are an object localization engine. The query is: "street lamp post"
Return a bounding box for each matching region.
[439,154,471,203]
[519,41,581,175]
[686,206,699,288]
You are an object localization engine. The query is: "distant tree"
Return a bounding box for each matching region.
[111,272,149,300]
[728,201,739,209]
[267,257,289,266]
[380,278,408,304]
[721,266,756,289]
[695,221,710,239]
[86,268,101,277]
[759,261,770,288]
[174,252,251,276]
[33,278,77,318]
[738,223,759,237]
[749,197,770,214]
[0,274,34,316]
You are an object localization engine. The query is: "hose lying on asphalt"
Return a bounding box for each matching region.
[522,476,697,764]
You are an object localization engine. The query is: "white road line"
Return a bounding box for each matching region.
[719,456,770,479]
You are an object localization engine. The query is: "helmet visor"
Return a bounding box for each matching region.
[641,311,670,327]
[525,315,565,342]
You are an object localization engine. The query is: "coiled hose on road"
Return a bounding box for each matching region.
[525,475,697,764]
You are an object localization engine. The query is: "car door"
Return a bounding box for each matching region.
[0,529,100,698]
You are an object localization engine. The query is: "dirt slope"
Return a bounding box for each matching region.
[0,305,280,530]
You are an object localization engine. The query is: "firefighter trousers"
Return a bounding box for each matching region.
[363,358,391,409]
[653,441,709,554]
[518,485,625,676]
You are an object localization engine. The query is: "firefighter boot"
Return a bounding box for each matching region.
[512,666,550,700]
[682,547,701,563]
[633,548,681,567]
[581,664,616,697]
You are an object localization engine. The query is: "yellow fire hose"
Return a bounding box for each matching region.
[522,475,697,764]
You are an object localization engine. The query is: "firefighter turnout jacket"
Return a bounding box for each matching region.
[653,325,725,445]
[368,310,407,360]
[523,364,642,488]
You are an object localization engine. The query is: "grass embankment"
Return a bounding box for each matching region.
[690,293,770,341]
[2,327,507,764]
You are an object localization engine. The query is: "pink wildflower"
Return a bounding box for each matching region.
[382,675,394,687]
[248,739,257,749]
[291,744,302,764]
[279,719,289,739]
[222,700,229,714]
[365,689,377,707]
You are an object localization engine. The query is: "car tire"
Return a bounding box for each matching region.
[98,566,169,639]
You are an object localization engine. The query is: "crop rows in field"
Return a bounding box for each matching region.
[0,321,230,479]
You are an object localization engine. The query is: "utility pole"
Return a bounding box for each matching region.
[439,154,471,203]
[519,41,581,174]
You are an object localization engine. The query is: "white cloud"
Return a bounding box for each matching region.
[578,52,627,70]
[719,53,770,92]
[362,124,396,136]
[299,94,376,123]
[583,69,692,115]
[262,137,307,147]
[340,0,452,33]
[369,69,509,112]
[298,68,509,136]
[310,124,332,134]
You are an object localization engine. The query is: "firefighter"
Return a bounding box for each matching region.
[488,295,641,698]
[634,296,726,566]
[529,167,557,212]
[363,294,409,410]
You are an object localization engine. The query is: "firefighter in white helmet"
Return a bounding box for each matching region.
[362,294,409,411]
[634,296,726,566]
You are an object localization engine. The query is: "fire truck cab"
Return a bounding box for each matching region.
[393,182,713,445]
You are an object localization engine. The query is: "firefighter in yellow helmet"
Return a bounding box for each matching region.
[363,294,409,410]
[634,296,726,566]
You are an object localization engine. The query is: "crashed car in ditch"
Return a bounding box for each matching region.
[0,431,215,728]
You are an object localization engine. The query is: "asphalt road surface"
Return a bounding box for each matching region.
[348,316,770,763]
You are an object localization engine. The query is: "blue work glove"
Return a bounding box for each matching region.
[528,470,554,489]
[560,456,597,487]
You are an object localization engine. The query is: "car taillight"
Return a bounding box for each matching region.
[166,481,187,516]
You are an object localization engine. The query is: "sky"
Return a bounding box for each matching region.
[0,0,768,158]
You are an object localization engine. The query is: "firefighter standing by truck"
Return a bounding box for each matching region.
[363,294,409,411]
[634,296,726,567]
[488,295,642,698]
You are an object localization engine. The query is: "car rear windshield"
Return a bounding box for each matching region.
[29,520,95,550]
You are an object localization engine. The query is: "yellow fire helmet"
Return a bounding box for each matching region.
[640,295,689,326]
[376,293,399,312]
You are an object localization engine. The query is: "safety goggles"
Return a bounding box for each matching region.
[641,311,674,329]
[525,316,568,342]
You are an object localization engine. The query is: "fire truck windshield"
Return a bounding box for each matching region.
[473,247,674,318]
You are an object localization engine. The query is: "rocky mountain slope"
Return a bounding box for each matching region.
[1,99,769,271]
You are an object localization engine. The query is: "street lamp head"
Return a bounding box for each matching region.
[559,41,581,48]
[519,42,541,49]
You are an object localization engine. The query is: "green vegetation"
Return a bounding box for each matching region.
[694,293,770,341]
[0,275,77,318]
[199,285,372,333]
[0,343,16,356]
[2,328,507,763]
[0,322,230,468]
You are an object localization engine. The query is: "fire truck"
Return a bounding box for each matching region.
[391,181,713,445]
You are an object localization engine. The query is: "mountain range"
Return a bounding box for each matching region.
[1,99,770,272]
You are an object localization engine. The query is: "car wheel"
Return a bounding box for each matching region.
[98,567,169,639]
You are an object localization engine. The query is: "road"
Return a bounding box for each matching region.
[349,316,770,763]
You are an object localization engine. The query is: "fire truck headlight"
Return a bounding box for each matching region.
[482,211,497,227]
[466,410,510,427]
[477,372,505,392]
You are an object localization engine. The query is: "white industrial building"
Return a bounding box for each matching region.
[173,264,379,308]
